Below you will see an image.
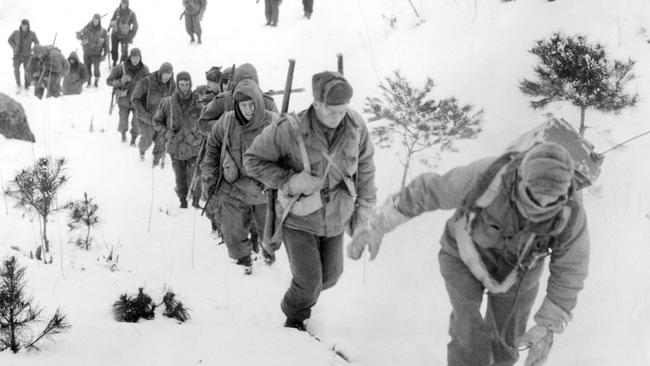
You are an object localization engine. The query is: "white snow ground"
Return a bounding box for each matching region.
[1,0,650,365]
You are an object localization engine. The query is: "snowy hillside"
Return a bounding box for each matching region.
[1,0,650,365]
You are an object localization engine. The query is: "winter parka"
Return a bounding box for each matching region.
[106,59,149,108]
[8,22,39,57]
[244,106,377,237]
[131,71,176,125]
[198,63,278,136]
[110,2,138,42]
[183,0,207,16]
[201,79,279,205]
[62,52,88,95]
[393,156,590,330]
[78,20,109,58]
[153,90,203,161]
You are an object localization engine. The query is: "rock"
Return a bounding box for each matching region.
[0,93,35,142]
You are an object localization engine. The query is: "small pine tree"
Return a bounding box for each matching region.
[161,291,190,323]
[65,192,100,250]
[0,257,70,353]
[520,33,638,136]
[365,70,482,188]
[4,157,68,263]
[112,288,156,323]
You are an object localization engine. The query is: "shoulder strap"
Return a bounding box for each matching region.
[463,151,520,213]
[220,117,233,166]
[286,113,310,174]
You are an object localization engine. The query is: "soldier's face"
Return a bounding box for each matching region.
[161,72,172,83]
[313,100,349,128]
[120,3,127,9]
[207,81,220,92]
[92,18,99,26]
[21,24,28,31]
[130,56,140,65]
[238,100,255,121]
[178,80,191,93]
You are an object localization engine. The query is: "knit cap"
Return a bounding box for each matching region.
[519,142,574,196]
[205,66,222,83]
[159,62,173,74]
[129,48,141,58]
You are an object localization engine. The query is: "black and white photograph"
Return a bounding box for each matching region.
[0,0,649,365]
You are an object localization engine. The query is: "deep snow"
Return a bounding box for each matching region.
[1,0,650,365]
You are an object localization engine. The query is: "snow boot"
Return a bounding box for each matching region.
[139,151,145,161]
[236,255,253,275]
[192,196,201,209]
[284,318,306,332]
[262,248,276,265]
[86,79,91,88]
[94,77,99,87]
[179,197,188,209]
[130,135,137,147]
[121,132,127,143]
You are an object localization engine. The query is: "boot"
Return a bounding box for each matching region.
[94,77,99,87]
[236,255,253,275]
[262,248,276,265]
[121,132,127,143]
[112,60,117,67]
[190,35,195,43]
[192,196,201,209]
[284,318,306,332]
[130,135,137,147]
[86,79,91,88]
[139,151,145,161]
[197,35,202,44]
[179,196,188,209]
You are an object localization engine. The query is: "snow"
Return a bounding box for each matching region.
[1,0,650,365]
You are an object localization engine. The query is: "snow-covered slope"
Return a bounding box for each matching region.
[1,0,649,365]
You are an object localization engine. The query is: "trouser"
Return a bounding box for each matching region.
[203,187,221,232]
[83,54,102,79]
[13,55,31,87]
[110,33,129,63]
[171,157,201,201]
[302,0,313,13]
[37,73,62,98]
[219,197,266,260]
[117,105,139,138]
[438,249,543,366]
[185,14,202,38]
[280,227,344,321]
[138,121,164,159]
[265,0,280,24]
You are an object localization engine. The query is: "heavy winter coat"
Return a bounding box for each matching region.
[393,156,589,329]
[201,79,279,205]
[183,0,207,16]
[79,20,109,58]
[244,107,377,237]
[106,59,149,108]
[110,4,138,41]
[62,52,88,95]
[131,71,176,125]
[153,90,203,161]
[8,26,39,58]
[28,46,69,79]
[198,63,278,136]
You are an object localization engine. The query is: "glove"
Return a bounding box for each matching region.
[517,325,553,366]
[346,205,371,236]
[283,170,323,196]
[346,196,410,260]
[120,74,132,84]
[164,129,175,140]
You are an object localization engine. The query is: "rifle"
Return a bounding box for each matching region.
[109,88,117,115]
[265,88,304,96]
[262,58,296,249]
[337,53,344,76]
[179,11,186,20]
[160,98,174,170]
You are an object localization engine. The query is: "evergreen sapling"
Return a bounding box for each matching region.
[520,33,638,136]
[65,192,100,250]
[0,257,70,353]
[161,291,190,323]
[112,288,156,323]
[4,157,68,263]
[365,70,482,188]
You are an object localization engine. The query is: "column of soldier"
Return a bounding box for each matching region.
[8,2,589,363]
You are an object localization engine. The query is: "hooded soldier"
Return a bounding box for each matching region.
[109,0,138,66]
[28,44,69,98]
[8,19,40,92]
[77,13,109,87]
[62,51,88,95]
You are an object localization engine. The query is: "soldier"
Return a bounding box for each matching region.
[264,0,281,27]
[62,52,88,96]
[106,48,149,144]
[182,0,207,44]
[200,79,279,274]
[109,0,138,67]
[303,0,313,19]
[153,71,203,209]
[8,19,39,93]
[77,13,109,87]
[244,71,376,330]
[195,66,223,109]
[347,143,589,366]
[131,62,176,164]
[198,63,277,241]
[28,45,69,98]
